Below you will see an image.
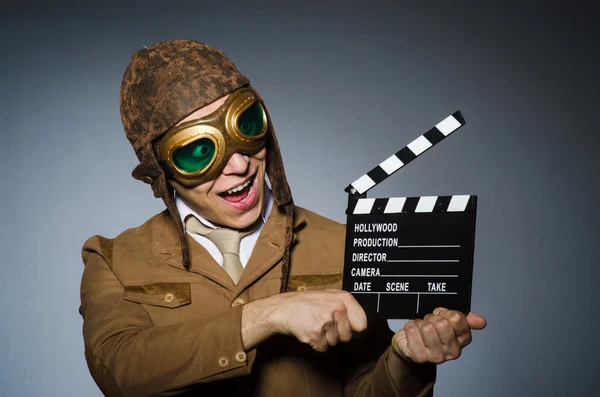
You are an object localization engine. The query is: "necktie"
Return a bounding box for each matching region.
[185,216,251,284]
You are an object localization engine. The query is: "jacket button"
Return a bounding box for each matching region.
[296,285,308,292]
[235,351,247,363]
[164,293,175,303]
[218,356,229,368]
[231,297,246,307]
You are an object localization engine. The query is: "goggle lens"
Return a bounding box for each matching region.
[172,138,216,173]
[238,103,265,137]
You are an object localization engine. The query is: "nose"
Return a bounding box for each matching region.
[221,152,250,175]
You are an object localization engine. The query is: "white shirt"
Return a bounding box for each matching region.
[176,187,273,267]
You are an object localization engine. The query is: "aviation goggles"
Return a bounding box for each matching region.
[156,87,268,186]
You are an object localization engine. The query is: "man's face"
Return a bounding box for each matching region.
[168,94,267,230]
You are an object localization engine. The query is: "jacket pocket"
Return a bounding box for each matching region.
[286,274,343,292]
[124,282,192,308]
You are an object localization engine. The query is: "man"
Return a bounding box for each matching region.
[80,40,486,397]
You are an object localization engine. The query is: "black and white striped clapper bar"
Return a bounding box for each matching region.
[342,111,477,319]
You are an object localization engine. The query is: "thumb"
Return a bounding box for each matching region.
[466,312,487,330]
[392,328,411,360]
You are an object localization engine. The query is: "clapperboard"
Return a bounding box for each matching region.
[342,111,477,319]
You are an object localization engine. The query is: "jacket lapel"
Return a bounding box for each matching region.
[150,210,236,291]
[185,234,237,291]
[235,206,306,294]
[150,211,186,271]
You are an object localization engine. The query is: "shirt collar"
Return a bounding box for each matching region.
[175,183,273,230]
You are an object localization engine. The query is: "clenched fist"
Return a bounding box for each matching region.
[245,289,366,352]
[272,289,368,352]
[392,307,487,364]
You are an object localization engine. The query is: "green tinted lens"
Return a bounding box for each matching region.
[172,138,216,173]
[237,103,265,137]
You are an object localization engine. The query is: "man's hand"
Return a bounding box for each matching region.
[391,308,487,364]
[272,289,368,352]
[243,289,368,352]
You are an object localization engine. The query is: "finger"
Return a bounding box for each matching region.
[428,315,461,361]
[335,310,353,342]
[433,308,487,331]
[392,328,408,357]
[416,319,445,364]
[324,322,340,347]
[398,320,428,363]
[437,309,471,347]
[310,332,329,353]
[466,312,487,330]
[343,293,367,332]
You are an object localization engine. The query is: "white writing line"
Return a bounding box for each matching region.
[397,245,460,248]
[381,274,458,277]
[417,293,420,312]
[352,292,457,295]
[387,260,460,263]
[377,293,381,313]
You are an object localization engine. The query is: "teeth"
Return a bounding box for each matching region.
[226,178,252,194]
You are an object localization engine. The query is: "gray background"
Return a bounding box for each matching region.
[1,1,598,396]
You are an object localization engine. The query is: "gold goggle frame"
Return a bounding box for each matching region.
[156,87,268,186]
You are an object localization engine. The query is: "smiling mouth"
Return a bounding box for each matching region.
[219,175,256,203]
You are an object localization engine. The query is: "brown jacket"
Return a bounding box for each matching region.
[80,206,435,396]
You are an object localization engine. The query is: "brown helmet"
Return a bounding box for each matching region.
[120,40,294,289]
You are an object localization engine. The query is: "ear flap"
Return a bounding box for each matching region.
[266,126,293,207]
[133,143,191,269]
[255,87,292,207]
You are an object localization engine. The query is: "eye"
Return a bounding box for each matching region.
[192,144,210,158]
[172,138,216,173]
[237,102,266,137]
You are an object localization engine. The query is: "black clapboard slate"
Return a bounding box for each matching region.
[341,111,477,319]
[342,195,476,319]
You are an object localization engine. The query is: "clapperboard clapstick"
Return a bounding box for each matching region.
[342,111,477,319]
